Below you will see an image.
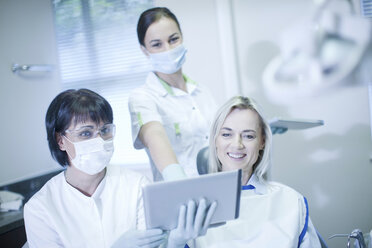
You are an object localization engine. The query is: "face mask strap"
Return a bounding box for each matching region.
[63,134,74,144]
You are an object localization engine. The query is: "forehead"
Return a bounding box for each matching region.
[144,17,180,41]
[222,108,261,131]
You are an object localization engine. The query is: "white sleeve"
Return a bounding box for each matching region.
[296,195,322,248]
[136,175,150,230]
[128,90,162,149]
[299,216,322,248]
[24,200,63,248]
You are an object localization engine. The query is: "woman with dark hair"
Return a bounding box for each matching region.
[129,7,286,182]
[24,89,216,248]
[129,7,218,182]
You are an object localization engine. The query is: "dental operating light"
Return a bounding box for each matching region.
[262,0,372,104]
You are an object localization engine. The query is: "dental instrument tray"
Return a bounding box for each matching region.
[269,117,324,130]
[142,169,241,230]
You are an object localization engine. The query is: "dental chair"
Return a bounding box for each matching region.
[196,146,329,248]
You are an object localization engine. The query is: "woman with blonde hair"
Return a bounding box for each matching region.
[191,96,321,248]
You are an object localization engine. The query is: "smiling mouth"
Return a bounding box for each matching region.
[227,152,246,159]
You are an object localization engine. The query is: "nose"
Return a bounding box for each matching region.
[232,135,244,149]
[164,42,172,51]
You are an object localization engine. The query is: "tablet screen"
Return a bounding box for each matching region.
[142,170,241,230]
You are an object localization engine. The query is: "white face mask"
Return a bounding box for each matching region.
[148,44,187,74]
[65,136,114,175]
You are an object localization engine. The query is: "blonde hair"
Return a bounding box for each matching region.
[208,96,272,183]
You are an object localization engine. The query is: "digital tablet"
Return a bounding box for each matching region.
[142,170,241,230]
[269,117,324,130]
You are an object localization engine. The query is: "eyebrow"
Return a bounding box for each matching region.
[149,39,161,44]
[220,127,257,133]
[149,32,179,44]
[74,125,95,130]
[169,33,179,38]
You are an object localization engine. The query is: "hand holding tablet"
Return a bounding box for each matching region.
[167,199,218,247]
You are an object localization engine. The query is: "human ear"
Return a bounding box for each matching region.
[260,141,265,150]
[56,133,66,151]
[260,135,265,150]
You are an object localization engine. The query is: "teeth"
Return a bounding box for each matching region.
[228,153,245,159]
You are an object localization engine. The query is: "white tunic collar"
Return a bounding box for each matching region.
[146,72,199,97]
[63,167,108,200]
[244,173,268,195]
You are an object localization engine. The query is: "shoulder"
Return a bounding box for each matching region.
[266,181,309,225]
[185,75,216,104]
[24,172,65,214]
[128,86,160,109]
[129,73,160,99]
[106,164,150,188]
[268,181,305,201]
[129,85,155,102]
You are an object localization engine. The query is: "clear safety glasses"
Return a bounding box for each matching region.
[64,123,116,142]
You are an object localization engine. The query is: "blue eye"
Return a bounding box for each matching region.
[78,130,93,139]
[221,133,231,137]
[100,126,111,136]
[243,134,255,139]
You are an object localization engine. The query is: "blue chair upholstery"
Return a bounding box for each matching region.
[196,146,209,175]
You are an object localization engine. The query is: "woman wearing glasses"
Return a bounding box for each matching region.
[23,89,216,248]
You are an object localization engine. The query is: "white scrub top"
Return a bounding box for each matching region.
[24,165,149,248]
[128,72,217,181]
[189,175,321,248]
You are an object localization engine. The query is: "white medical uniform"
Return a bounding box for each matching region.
[189,174,321,248]
[24,165,148,248]
[128,72,217,181]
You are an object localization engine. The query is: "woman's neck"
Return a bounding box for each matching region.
[64,166,106,197]
[155,70,187,92]
[241,169,253,186]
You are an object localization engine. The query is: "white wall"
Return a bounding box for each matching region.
[232,1,372,247]
[157,0,372,247]
[0,0,61,186]
[1,0,370,246]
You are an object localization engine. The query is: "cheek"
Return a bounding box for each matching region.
[248,144,261,162]
[146,46,158,54]
[215,139,224,159]
[141,46,150,57]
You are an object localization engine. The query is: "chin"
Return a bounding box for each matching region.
[222,164,245,172]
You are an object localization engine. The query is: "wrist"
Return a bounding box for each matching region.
[161,164,187,181]
[166,234,187,248]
